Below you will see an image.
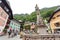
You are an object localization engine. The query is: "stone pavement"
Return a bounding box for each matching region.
[0,35,22,40]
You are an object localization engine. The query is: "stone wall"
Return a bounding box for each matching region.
[23,34,60,40]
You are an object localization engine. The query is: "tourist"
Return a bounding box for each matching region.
[7,27,12,38]
[10,29,14,37]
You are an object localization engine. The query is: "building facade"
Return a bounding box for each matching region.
[48,7,60,33]
[0,6,9,33]
[9,19,21,32]
[0,0,13,34]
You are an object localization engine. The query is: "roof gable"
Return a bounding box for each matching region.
[48,7,60,23]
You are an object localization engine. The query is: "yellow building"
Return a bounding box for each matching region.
[48,7,60,33]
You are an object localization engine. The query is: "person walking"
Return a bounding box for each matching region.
[7,27,12,38]
[10,29,14,37]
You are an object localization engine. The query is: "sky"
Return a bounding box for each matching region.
[8,0,60,14]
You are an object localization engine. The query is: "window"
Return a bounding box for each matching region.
[57,15,60,17]
[0,11,7,19]
[11,22,13,25]
[52,17,55,19]
[1,12,3,16]
[4,7,9,12]
[54,22,60,27]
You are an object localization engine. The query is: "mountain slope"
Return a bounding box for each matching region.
[13,6,59,22]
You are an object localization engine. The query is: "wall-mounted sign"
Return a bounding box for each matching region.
[0,7,9,33]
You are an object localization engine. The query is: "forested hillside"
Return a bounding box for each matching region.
[13,6,59,22]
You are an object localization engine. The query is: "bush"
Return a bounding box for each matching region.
[23,24,31,30]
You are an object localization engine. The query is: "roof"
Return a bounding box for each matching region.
[11,19,23,24]
[1,0,13,19]
[48,7,60,23]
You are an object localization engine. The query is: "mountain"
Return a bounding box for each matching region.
[13,6,59,22]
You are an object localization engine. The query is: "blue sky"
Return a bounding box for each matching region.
[8,0,60,14]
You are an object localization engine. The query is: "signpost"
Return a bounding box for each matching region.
[0,7,9,33]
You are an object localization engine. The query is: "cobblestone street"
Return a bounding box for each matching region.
[0,35,22,40]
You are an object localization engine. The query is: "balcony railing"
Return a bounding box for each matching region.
[23,34,60,40]
[54,27,60,29]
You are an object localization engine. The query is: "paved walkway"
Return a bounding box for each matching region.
[0,35,22,40]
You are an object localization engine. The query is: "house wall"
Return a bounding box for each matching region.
[0,7,9,33]
[9,20,20,31]
[50,11,60,32]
